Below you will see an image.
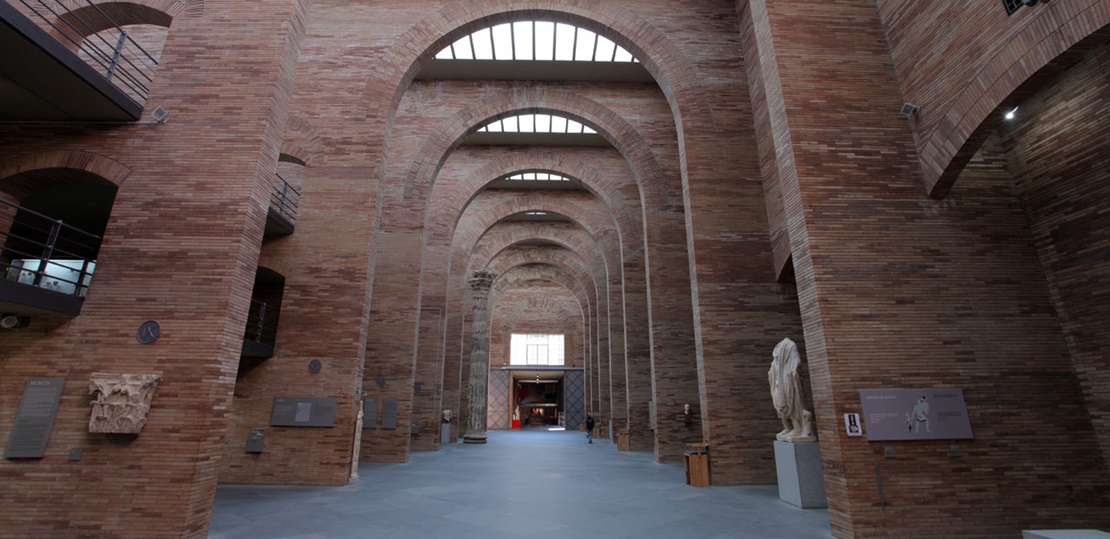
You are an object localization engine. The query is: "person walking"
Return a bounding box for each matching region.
[586,414,595,444]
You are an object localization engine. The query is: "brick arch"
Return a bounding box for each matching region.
[280,115,326,166]
[491,292,585,365]
[369,2,711,150]
[0,150,133,196]
[387,89,669,230]
[456,193,618,263]
[49,0,200,42]
[255,256,295,280]
[924,8,1110,197]
[428,152,640,248]
[500,295,584,328]
[471,223,607,282]
[488,248,599,308]
[490,264,590,320]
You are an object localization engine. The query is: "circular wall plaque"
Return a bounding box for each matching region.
[136,321,161,344]
[308,359,322,374]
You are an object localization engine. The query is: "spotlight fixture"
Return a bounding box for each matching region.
[1,314,26,329]
[151,106,169,124]
[1004,106,1019,120]
[900,103,919,116]
[1021,0,1038,5]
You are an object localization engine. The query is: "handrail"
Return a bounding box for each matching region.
[271,173,301,222]
[1,198,100,298]
[244,298,279,345]
[13,0,159,102]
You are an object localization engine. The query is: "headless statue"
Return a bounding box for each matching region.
[768,338,816,443]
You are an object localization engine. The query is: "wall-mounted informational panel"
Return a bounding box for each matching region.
[270,397,336,427]
[859,388,973,441]
[362,397,379,429]
[4,377,65,459]
[381,398,398,429]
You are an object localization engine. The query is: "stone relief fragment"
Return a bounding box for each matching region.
[89,373,161,434]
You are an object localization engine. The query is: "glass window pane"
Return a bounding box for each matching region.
[613,47,633,63]
[513,21,533,61]
[535,114,551,132]
[594,35,616,62]
[554,24,575,61]
[534,22,555,61]
[502,116,518,132]
[472,28,494,59]
[485,120,502,133]
[452,36,473,60]
[574,29,597,61]
[491,23,513,60]
[518,114,535,132]
[551,116,567,132]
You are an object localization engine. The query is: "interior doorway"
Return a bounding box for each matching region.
[514,374,563,428]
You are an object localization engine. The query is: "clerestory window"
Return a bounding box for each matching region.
[435,21,638,63]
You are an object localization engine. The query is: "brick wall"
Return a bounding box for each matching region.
[1002,43,1110,471]
[0,0,308,535]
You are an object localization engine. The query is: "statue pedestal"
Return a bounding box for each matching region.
[773,440,827,508]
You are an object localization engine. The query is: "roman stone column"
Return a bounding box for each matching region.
[463,269,496,443]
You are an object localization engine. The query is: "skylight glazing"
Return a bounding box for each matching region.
[479,114,597,134]
[507,172,570,182]
[436,21,639,63]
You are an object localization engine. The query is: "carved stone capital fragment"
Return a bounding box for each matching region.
[89,373,161,434]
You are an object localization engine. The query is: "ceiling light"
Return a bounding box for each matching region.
[1004,106,1018,120]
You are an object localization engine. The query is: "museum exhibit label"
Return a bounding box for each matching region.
[858,388,973,441]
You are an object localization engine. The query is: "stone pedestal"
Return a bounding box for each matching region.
[1023,531,1110,539]
[774,440,827,508]
[441,423,451,445]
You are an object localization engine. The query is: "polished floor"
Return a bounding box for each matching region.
[208,429,834,539]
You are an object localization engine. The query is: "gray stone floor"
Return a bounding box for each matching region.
[209,429,834,539]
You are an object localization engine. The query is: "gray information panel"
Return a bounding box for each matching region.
[270,397,336,427]
[381,398,399,429]
[363,397,379,429]
[859,388,973,441]
[4,377,65,459]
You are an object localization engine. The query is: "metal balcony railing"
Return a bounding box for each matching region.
[244,298,278,346]
[14,0,159,102]
[271,173,300,223]
[1,198,100,298]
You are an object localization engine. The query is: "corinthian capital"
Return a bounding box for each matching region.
[468,269,496,290]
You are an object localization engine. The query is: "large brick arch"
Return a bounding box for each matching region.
[386,89,670,230]
[0,150,133,199]
[921,6,1110,197]
[369,2,711,140]
[472,223,606,281]
[488,248,599,308]
[491,264,589,317]
[427,153,640,247]
[500,295,584,328]
[456,193,617,261]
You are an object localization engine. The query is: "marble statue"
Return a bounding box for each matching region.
[89,373,161,434]
[768,338,816,443]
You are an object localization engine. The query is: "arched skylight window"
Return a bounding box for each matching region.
[479,114,597,134]
[436,22,638,63]
[507,172,570,182]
